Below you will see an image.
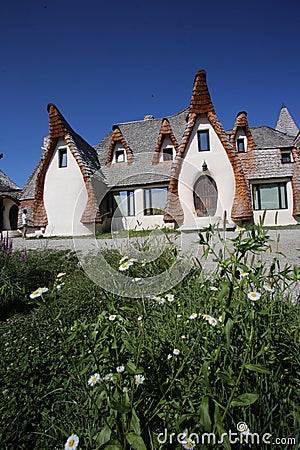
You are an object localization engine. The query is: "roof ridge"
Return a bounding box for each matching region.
[113,107,189,127]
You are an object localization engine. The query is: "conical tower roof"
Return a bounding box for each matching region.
[275,105,299,137]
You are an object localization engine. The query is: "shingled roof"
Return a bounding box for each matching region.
[0,169,21,199]
[95,109,188,187]
[275,105,299,137]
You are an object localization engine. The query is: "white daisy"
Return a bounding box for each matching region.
[88,373,101,386]
[134,374,145,385]
[116,365,125,373]
[165,294,174,302]
[208,316,218,327]
[156,296,165,305]
[240,271,249,278]
[264,284,274,292]
[119,261,133,271]
[189,313,198,320]
[173,348,180,356]
[30,289,42,299]
[29,287,48,299]
[64,434,79,450]
[237,421,250,436]
[57,272,66,278]
[38,287,48,293]
[108,314,117,321]
[209,286,218,291]
[167,354,172,360]
[247,292,261,301]
[203,314,211,320]
[119,255,128,264]
[104,373,113,381]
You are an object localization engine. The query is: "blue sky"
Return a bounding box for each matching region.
[1,0,299,187]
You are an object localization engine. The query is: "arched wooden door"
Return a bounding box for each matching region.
[193,175,218,217]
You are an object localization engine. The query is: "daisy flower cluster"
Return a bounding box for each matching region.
[147,293,174,304]
[118,256,138,271]
[247,280,275,301]
[202,314,218,327]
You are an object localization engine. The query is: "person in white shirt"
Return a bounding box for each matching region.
[21,209,28,238]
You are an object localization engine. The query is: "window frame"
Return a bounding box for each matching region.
[281,150,292,164]
[144,186,168,216]
[161,147,174,162]
[115,149,126,163]
[58,148,67,168]
[237,138,245,153]
[108,190,135,217]
[197,130,210,152]
[252,182,288,211]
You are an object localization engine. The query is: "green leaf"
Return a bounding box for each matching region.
[126,361,137,374]
[126,432,147,450]
[231,393,259,407]
[103,441,122,450]
[130,408,141,435]
[198,396,211,432]
[244,363,270,374]
[218,281,230,300]
[111,400,131,414]
[216,370,235,386]
[97,424,111,447]
[225,318,234,346]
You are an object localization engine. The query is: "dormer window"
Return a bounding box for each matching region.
[237,138,245,153]
[112,148,127,164]
[281,150,292,164]
[161,147,174,162]
[197,130,210,151]
[58,148,67,168]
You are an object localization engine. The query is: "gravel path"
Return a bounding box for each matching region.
[10,229,300,267]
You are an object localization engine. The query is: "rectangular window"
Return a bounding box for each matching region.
[162,148,173,161]
[115,149,125,163]
[197,130,210,151]
[252,183,287,210]
[108,190,135,216]
[144,187,168,215]
[237,138,245,153]
[281,151,292,163]
[58,148,67,168]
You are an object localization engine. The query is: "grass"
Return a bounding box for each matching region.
[0,225,299,449]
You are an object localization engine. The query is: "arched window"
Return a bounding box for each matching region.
[193,175,218,217]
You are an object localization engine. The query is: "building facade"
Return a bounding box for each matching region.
[20,70,300,236]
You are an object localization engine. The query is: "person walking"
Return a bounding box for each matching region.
[21,209,28,238]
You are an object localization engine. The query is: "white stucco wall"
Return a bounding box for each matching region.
[178,116,236,229]
[2,199,18,230]
[252,179,298,226]
[43,139,92,236]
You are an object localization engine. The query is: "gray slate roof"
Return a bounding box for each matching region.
[20,162,40,200]
[250,126,295,149]
[0,169,21,199]
[96,109,188,187]
[275,105,299,137]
